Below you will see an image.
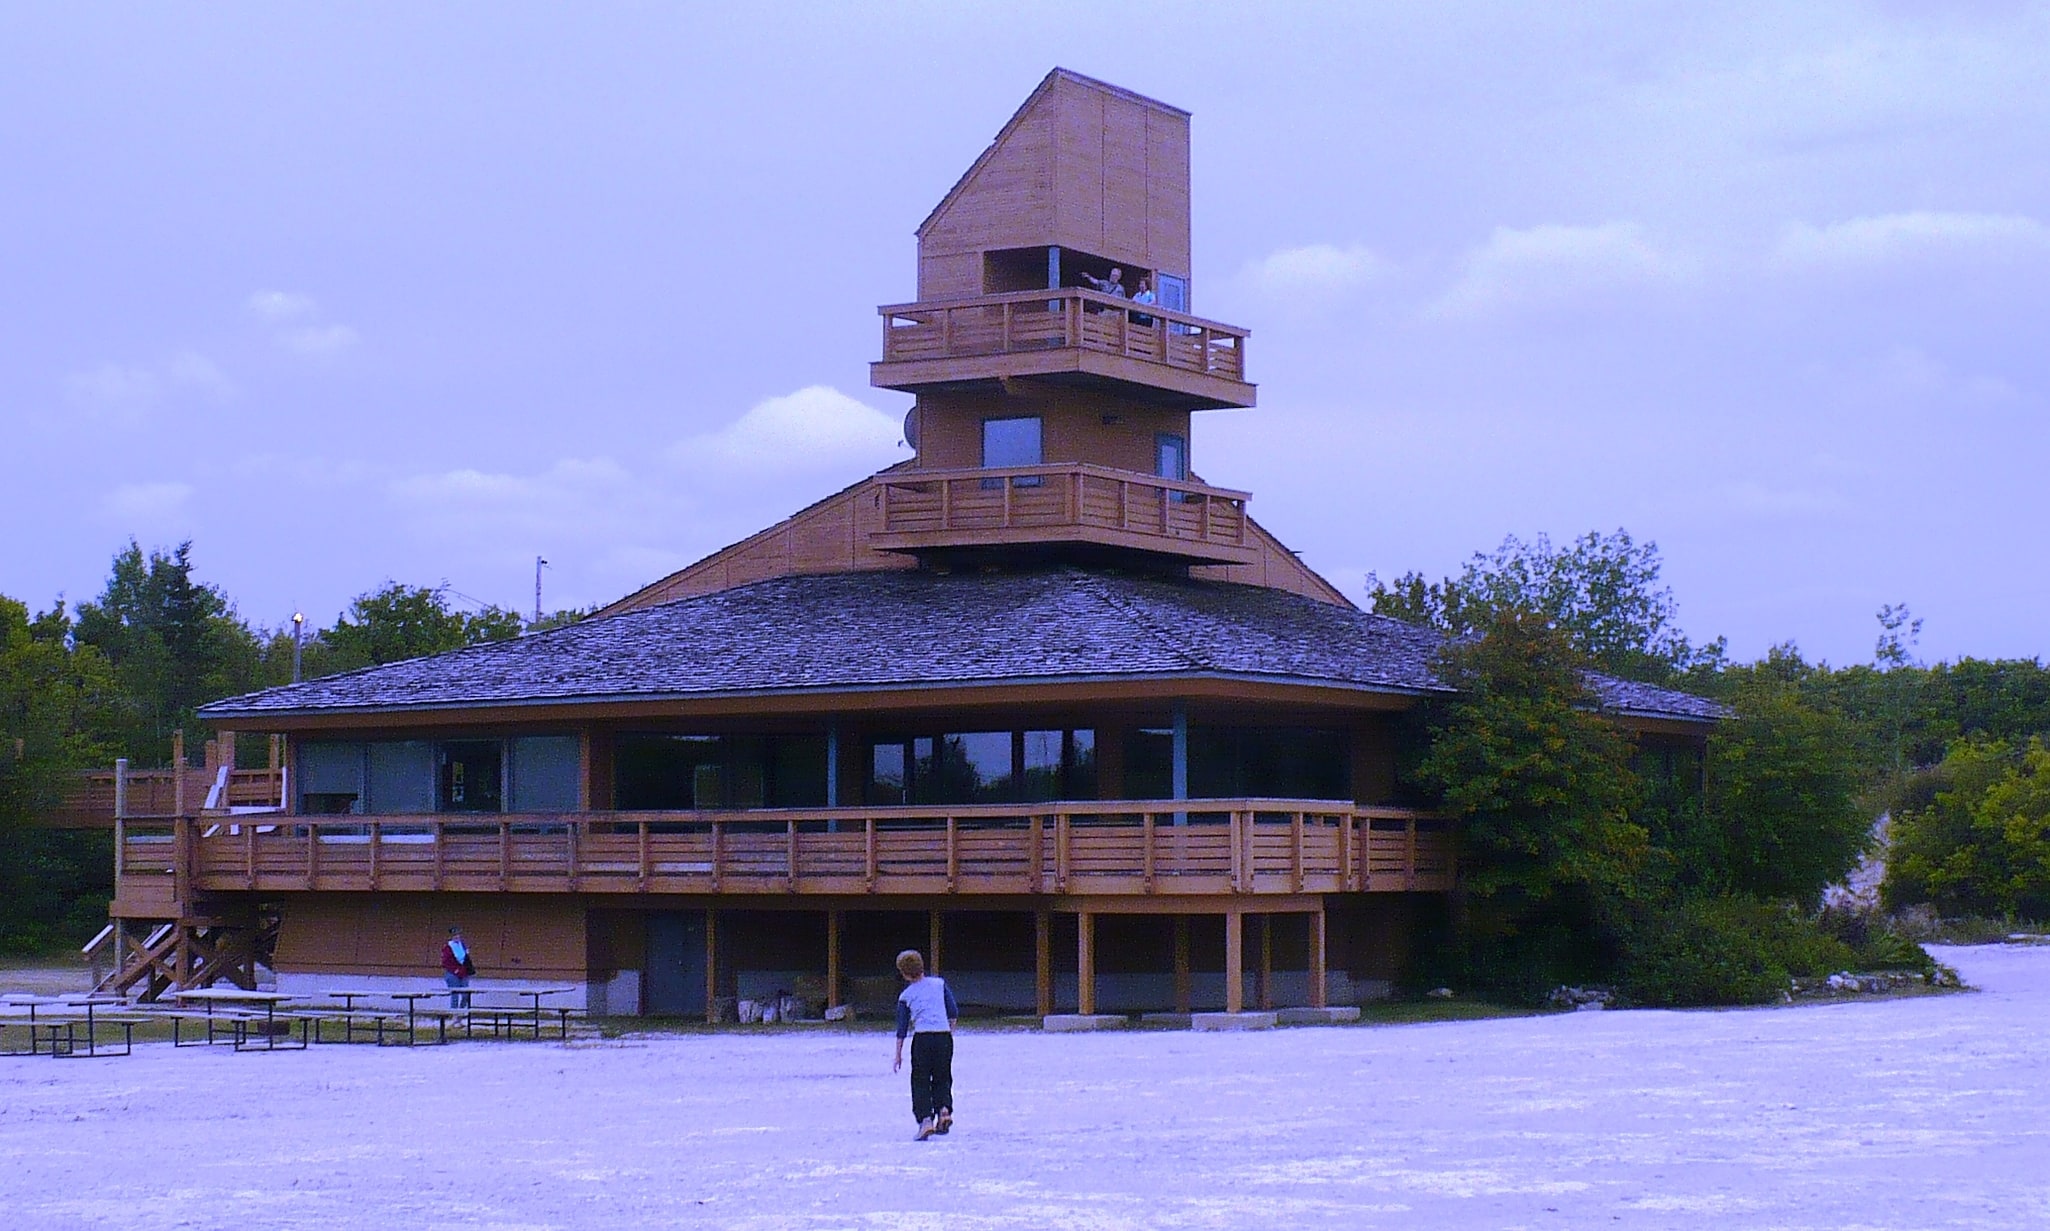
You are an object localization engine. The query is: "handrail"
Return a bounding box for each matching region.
[876,462,1249,504]
[137,798,1453,899]
[879,287,1250,339]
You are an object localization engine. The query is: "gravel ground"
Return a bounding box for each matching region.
[2,944,2044,1230]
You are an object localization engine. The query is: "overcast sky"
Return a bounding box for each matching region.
[3,3,2046,666]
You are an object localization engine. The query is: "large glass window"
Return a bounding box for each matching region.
[614,733,827,810]
[869,729,1096,805]
[981,416,1042,469]
[1124,729,1174,799]
[509,736,582,812]
[367,740,436,814]
[439,740,503,813]
[300,741,365,815]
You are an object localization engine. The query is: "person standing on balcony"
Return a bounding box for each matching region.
[891,949,958,1140]
[1130,275,1157,326]
[440,925,476,1009]
[1080,267,1127,298]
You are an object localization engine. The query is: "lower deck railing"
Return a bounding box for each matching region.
[122,800,1452,899]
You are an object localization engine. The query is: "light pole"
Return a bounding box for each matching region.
[534,556,549,626]
[291,612,305,683]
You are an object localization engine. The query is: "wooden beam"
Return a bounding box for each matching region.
[1034,910,1052,1017]
[1257,913,1273,1011]
[1308,907,1327,1010]
[1173,915,1191,1014]
[826,909,842,1010]
[1076,911,1096,1016]
[929,910,942,974]
[704,908,719,1025]
[1224,911,1243,1014]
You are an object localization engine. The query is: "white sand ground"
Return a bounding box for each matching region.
[3,945,2046,1231]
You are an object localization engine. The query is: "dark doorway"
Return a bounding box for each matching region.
[645,913,708,1016]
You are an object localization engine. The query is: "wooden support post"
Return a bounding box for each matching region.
[1173,915,1192,1014]
[705,909,719,1026]
[928,910,942,974]
[1309,908,1328,1010]
[826,909,843,1010]
[172,729,186,816]
[1034,910,1052,1017]
[1224,910,1244,1014]
[1076,912,1096,1016]
[1258,913,1274,1011]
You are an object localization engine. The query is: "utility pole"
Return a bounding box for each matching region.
[534,556,549,625]
[291,612,305,683]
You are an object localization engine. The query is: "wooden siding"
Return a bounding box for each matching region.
[909,388,1191,475]
[124,801,1452,902]
[870,464,1256,565]
[918,71,1193,300]
[272,892,587,980]
[874,289,1251,409]
[1190,516,1356,607]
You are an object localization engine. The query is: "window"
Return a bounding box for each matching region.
[867,729,1097,805]
[439,740,503,813]
[982,416,1042,469]
[1156,433,1187,482]
[300,741,364,815]
[367,741,436,814]
[509,736,582,813]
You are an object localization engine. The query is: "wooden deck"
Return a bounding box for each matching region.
[51,766,285,828]
[871,289,1254,409]
[870,463,1256,564]
[120,800,1451,901]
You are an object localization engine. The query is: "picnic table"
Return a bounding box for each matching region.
[462,987,579,1041]
[386,989,456,1045]
[169,989,308,1051]
[320,990,431,1045]
[2,994,135,1058]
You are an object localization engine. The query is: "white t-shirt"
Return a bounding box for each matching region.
[897,976,956,1035]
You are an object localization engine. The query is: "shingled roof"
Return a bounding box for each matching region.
[199,567,1724,722]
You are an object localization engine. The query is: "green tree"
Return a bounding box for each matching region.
[1701,649,1869,905]
[1370,529,1723,683]
[1886,737,2050,920]
[1416,607,1648,991]
[0,595,124,952]
[72,541,261,763]
[324,583,524,671]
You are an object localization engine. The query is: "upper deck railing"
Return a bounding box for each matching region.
[874,288,1251,401]
[53,766,285,828]
[118,799,1452,901]
[869,463,1256,564]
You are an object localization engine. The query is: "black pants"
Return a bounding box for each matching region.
[908,1031,955,1123]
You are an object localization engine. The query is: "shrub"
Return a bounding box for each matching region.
[1619,896,1855,1007]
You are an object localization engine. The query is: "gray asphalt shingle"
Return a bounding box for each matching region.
[198,567,1724,722]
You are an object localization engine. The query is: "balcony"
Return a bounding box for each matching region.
[872,288,1254,410]
[124,801,1452,900]
[869,463,1257,565]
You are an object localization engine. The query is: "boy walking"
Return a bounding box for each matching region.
[891,949,957,1140]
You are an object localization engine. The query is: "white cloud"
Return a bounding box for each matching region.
[281,324,361,357]
[63,350,233,416]
[666,385,903,475]
[65,364,161,413]
[166,350,235,400]
[103,481,194,524]
[247,290,318,322]
[1239,244,1388,300]
[1428,222,1694,319]
[247,289,359,357]
[1774,212,2050,269]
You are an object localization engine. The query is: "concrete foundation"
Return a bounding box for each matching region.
[1276,1006,1361,1026]
[1191,1011,1278,1031]
[1042,1014,1130,1032]
[1138,1012,1192,1028]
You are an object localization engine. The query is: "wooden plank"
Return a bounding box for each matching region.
[1224,910,1243,1014]
[1076,911,1095,1016]
[1035,910,1053,1016]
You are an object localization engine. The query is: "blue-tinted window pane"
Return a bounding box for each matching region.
[509,736,581,813]
[368,740,437,814]
[982,417,1042,469]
